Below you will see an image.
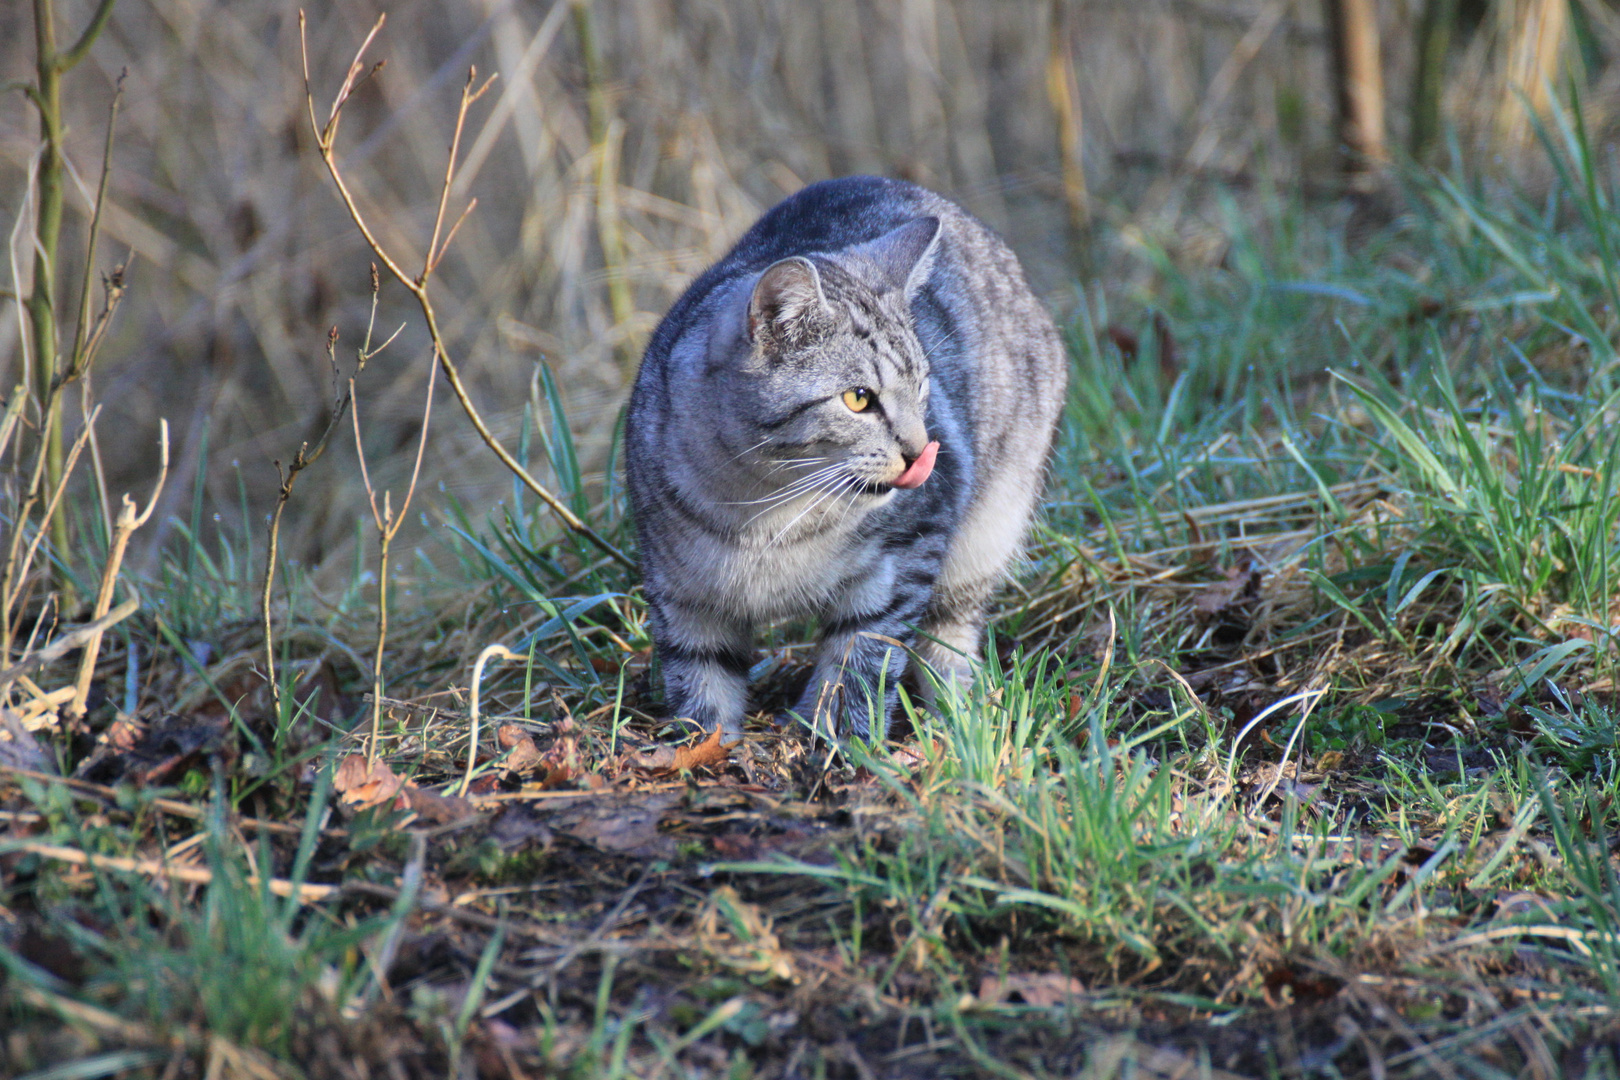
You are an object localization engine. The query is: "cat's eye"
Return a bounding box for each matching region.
[842,387,873,413]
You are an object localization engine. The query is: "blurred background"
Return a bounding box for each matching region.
[2,0,1617,573]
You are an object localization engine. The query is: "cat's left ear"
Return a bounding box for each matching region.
[860,216,941,298]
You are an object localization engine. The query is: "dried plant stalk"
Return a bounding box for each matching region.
[66,419,167,719]
[298,13,633,571]
[1325,0,1388,185]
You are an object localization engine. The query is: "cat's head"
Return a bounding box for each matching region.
[724,216,941,498]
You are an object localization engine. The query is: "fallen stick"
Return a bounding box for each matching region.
[6,840,339,902]
[0,596,139,691]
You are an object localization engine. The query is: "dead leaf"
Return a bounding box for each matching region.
[106,718,141,752]
[489,805,555,852]
[497,724,541,774]
[527,733,584,790]
[401,784,476,825]
[624,744,678,771]
[625,726,733,777]
[1262,964,1344,1005]
[1195,559,1261,616]
[670,726,732,772]
[977,973,1086,1007]
[889,741,935,771]
[1103,323,1138,358]
[333,753,410,811]
[696,885,796,982]
[75,713,230,787]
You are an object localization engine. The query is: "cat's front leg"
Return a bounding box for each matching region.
[795,627,910,742]
[796,572,935,741]
[648,596,753,740]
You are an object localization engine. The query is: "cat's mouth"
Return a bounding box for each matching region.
[855,440,940,495]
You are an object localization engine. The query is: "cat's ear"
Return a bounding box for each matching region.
[748,257,830,348]
[862,216,941,298]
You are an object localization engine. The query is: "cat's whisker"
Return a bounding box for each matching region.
[725,437,775,465]
[737,470,856,526]
[832,477,870,528]
[920,323,966,366]
[766,475,860,547]
[728,462,842,500]
[727,463,847,508]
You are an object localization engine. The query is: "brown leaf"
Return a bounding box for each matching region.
[527,734,583,790]
[106,718,142,752]
[489,805,555,852]
[496,724,541,774]
[624,744,678,771]
[333,753,410,811]
[1262,964,1344,1005]
[401,784,477,825]
[1153,311,1179,386]
[626,726,733,776]
[1195,560,1261,616]
[977,973,1086,1007]
[1103,323,1139,358]
[466,774,502,796]
[669,726,732,773]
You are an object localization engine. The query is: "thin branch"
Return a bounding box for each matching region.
[424,69,496,283]
[4,405,98,621]
[349,377,384,532]
[297,15,633,569]
[56,0,118,73]
[428,196,477,278]
[66,71,123,382]
[0,595,137,691]
[262,322,362,708]
[6,840,337,903]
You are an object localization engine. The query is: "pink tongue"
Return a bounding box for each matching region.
[892,440,939,490]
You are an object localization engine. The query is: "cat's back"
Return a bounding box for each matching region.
[631,175,1064,438]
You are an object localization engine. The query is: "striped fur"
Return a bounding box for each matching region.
[625,177,1066,740]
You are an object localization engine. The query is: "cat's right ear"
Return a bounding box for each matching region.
[748,257,829,350]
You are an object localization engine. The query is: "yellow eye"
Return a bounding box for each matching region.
[842,387,873,412]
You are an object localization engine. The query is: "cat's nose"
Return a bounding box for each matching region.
[899,426,930,461]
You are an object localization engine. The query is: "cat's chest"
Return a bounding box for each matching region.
[667,522,884,621]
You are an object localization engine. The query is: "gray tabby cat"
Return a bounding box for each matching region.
[625,176,1066,741]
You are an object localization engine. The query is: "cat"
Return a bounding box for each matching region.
[625,176,1067,741]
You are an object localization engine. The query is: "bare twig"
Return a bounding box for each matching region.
[4,840,338,902]
[260,264,387,711]
[62,71,123,390]
[297,12,632,569]
[26,0,123,592]
[2,405,99,642]
[349,297,435,764]
[0,595,138,691]
[67,419,168,719]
